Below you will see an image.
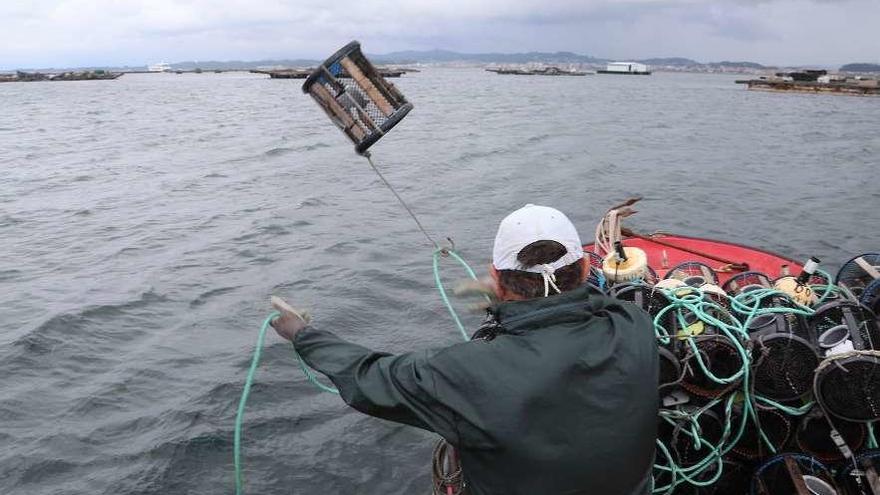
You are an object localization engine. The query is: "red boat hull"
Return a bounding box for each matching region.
[584,233,801,285]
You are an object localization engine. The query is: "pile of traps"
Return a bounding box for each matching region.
[591,252,880,495]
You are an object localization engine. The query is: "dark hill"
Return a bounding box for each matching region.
[708,61,766,69]
[637,57,699,66]
[370,50,604,64]
[841,63,880,73]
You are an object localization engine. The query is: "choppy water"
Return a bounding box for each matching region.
[1,69,878,494]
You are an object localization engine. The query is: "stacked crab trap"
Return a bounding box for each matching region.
[590,221,880,495]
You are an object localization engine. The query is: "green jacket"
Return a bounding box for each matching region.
[294,286,658,494]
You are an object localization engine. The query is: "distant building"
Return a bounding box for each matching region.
[597,62,651,75]
[147,62,171,72]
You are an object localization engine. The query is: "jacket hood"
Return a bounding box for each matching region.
[491,285,609,334]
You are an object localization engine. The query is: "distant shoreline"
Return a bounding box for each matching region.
[3,50,878,75]
[4,66,879,79]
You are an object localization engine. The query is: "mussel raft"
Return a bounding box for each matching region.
[579,232,880,495]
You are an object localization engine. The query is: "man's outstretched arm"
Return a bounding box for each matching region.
[273,307,459,443]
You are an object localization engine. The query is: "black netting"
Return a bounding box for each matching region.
[659,347,682,388]
[612,283,672,320]
[856,306,880,349]
[671,410,724,468]
[641,265,660,286]
[811,301,880,351]
[862,279,880,315]
[836,449,880,495]
[836,254,880,293]
[795,412,866,463]
[665,261,719,286]
[611,284,684,387]
[732,409,791,460]
[701,460,751,495]
[815,355,880,422]
[752,333,818,401]
[723,271,773,296]
[751,454,837,495]
[741,295,812,340]
[681,335,744,398]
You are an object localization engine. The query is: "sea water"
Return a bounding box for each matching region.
[1,69,879,494]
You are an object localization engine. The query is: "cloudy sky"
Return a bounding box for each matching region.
[2,0,878,69]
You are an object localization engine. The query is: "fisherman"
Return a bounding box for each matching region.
[271,204,659,494]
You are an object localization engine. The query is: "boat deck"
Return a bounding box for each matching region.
[584,232,800,285]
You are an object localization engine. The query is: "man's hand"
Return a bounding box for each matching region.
[453,276,499,312]
[453,276,497,298]
[270,296,311,342]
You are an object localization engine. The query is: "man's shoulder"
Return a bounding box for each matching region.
[420,331,517,375]
[584,290,654,325]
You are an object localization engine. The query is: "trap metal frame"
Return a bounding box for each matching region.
[302,41,413,155]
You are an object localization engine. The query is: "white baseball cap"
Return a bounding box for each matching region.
[492,204,584,273]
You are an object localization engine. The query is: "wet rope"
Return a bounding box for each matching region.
[233,312,340,495]
[869,422,879,450]
[650,284,826,494]
[233,311,275,495]
[234,248,482,493]
[433,248,487,342]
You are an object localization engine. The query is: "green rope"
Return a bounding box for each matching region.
[648,284,827,494]
[292,342,340,395]
[432,248,486,342]
[754,396,814,416]
[810,268,837,304]
[233,312,340,495]
[235,249,483,493]
[234,311,276,495]
[236,256,841,495]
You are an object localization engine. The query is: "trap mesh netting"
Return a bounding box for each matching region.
[751,454,837,495]
[665,261,719,287]
[837,449,880,494]
[795,408,866,463]
[740,291,819,402]
[302,41,413,155]
[836,254,880,298]
[600,251,880,495]
[864,279,880,315]
[723,271,774,296]
[811,301,880,423]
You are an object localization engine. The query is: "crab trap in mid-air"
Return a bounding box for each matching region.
[302,41,413,155]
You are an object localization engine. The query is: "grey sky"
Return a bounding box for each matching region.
[1,0,878,69]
